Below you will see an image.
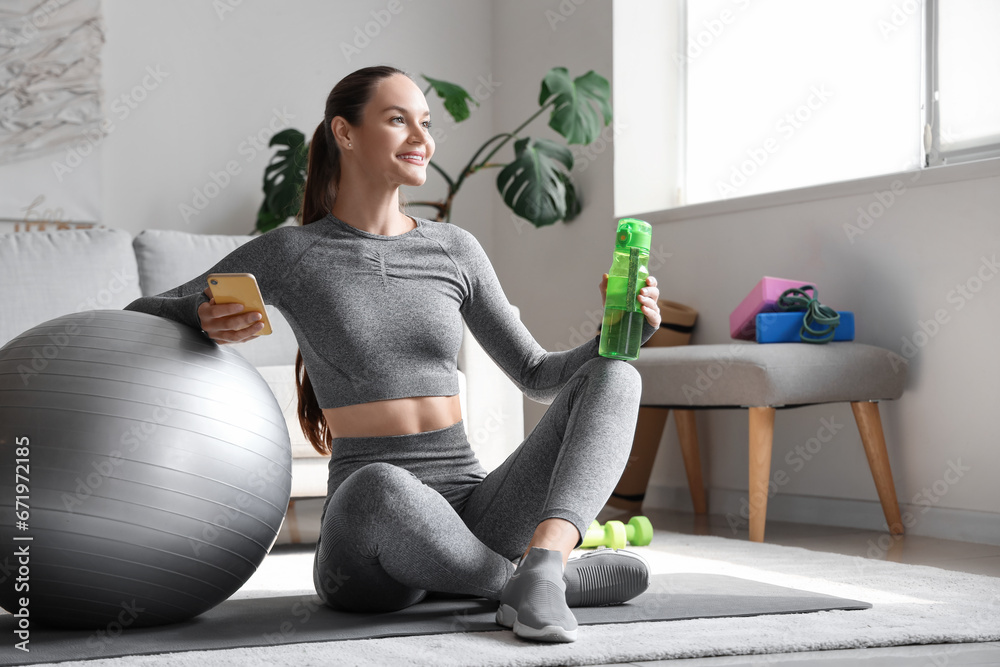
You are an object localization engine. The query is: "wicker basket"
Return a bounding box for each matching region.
[644,299,699,347]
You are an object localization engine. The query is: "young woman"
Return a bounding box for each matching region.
[125,65,662,644]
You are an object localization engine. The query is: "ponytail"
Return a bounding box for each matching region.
[297,120,338,228]
[294,65,407,456]
[293,122,336,455]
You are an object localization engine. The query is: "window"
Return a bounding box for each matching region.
[612,0,1000,214]
[928,0,1000,165]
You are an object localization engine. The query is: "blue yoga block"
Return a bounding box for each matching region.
[755,311,855,343]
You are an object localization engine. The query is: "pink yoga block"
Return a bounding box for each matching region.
[730,276,814,340]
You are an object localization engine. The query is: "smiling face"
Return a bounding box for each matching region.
[336,73,435,189]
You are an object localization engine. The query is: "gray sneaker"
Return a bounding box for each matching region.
[496,547,578,643]
[563,548,651,607]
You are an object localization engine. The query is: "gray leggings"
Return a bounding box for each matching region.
[312,356,642,612]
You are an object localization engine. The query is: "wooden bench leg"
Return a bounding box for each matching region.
[748,407,776,542]
[851,401,904,535]
[674,409,708,515]
[607,407,670,512]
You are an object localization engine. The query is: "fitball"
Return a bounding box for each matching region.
[0,310,292,629]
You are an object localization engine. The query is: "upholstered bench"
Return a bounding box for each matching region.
[628,342,907,542]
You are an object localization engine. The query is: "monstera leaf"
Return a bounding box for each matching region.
[423,74,478,122]
[257,128,308,233]
[539,68,612,145]
[557,170,581,222]
[496,137,575,227]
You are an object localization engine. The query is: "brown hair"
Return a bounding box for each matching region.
[295,64,408,456]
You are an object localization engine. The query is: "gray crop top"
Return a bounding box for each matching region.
[123,213,656,409]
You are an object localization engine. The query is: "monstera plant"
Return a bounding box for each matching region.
[255,128,308,234]
[255,67,612,234]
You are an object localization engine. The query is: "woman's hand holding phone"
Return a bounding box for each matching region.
[197,289,266,344]
[199,272,272,344]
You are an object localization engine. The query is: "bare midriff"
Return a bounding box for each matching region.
[321,394,463,439]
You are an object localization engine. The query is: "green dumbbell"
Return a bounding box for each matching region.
[581,519,628,549]
[580,515,654,549]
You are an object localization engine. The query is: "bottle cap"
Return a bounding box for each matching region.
[615,217,652,251]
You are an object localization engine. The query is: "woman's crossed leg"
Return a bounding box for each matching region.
[313,356,644,631]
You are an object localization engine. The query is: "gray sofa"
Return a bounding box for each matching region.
[0,226,525,500]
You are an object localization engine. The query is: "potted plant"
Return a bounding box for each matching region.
[254,67,612,234]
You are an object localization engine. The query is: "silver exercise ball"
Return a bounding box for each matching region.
[0,310,292,629]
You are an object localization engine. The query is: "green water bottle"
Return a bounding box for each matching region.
[599,217,651,361]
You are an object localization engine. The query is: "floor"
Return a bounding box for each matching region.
[277,499,1000,666]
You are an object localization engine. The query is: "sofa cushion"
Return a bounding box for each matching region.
[0,229,143,348]
[132,229,298,367]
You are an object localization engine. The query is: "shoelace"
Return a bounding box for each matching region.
[776,285,840,344]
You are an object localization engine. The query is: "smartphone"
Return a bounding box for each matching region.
[206,273,273,336]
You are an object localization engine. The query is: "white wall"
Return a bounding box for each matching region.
[490,0,620,435]
[491,0,999,545]
[637,165,1000,545]
[100,0,496,244]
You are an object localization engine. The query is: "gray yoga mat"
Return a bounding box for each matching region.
[0,573,870,665]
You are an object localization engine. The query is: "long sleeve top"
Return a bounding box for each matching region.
[123,213,656,408]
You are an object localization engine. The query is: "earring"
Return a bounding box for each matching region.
[348,143,352,148]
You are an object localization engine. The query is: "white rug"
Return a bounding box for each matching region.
[33,532,1000,666]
